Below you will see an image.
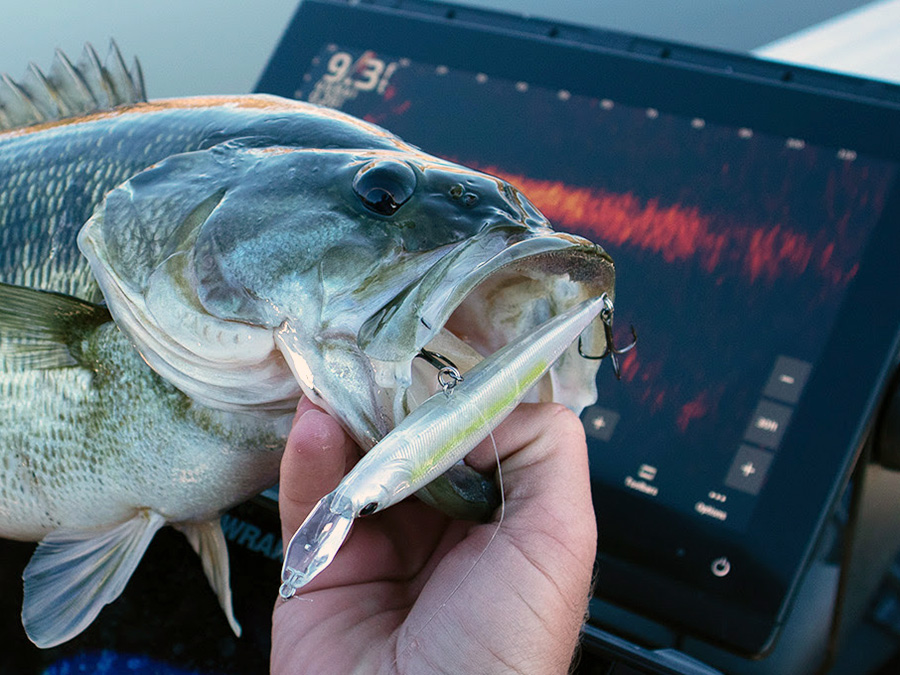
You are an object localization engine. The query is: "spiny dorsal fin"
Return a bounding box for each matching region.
[0,41,146,131]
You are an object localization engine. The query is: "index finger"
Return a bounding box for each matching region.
[464,402,596,554]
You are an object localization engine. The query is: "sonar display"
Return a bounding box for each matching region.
[295,46,898,531]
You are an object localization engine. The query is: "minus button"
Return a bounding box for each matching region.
[764,356,812,404]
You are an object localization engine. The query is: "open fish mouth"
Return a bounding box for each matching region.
[357,226,616,426]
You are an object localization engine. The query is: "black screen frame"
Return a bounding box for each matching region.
[256,0,900,656]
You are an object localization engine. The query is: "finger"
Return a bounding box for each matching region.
[278,401,358,544]
[465,402,596,553]
[465,402,584,470]
[292,394,317,425]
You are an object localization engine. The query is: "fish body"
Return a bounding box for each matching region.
[2,99,399,536]
[0,45,616,647]
[1,89,408,647]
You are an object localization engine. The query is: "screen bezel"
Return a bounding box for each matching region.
[256,0,900,655]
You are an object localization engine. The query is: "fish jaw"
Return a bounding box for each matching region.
[279,296,608,597]
[358,228,615,420]
[352,226,614,521]
[270,226,614,454]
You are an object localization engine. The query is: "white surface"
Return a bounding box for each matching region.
[754,0,900,84]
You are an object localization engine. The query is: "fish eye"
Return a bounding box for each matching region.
[352,160,417,216]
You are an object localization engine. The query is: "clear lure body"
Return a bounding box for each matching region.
[279,294,608,598]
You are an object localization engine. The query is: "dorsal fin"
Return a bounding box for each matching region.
[0,41,146,131]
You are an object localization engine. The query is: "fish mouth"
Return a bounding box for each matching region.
[358,226,616,422]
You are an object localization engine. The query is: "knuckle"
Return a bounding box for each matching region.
[541,403,587,442]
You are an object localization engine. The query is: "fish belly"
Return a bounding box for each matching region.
[0,323,284,540]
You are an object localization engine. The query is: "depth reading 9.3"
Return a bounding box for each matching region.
[305,49,404,107]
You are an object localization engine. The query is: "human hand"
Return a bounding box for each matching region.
[271,397,597,674]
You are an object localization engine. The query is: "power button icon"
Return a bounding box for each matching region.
[711,557,731,577]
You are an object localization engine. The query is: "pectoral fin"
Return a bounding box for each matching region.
[175,519,241,637]
[0,281,111,369]
[22,510,165,648]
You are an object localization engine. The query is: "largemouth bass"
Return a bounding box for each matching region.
[0,44,616,648]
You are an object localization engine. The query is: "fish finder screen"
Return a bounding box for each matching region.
[292,46,897,531]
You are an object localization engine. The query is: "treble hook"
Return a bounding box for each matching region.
[578,294,637,380]
[416,348,464,394]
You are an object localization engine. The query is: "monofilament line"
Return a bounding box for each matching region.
[393,420,506,668]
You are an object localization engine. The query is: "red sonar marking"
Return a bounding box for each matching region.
[476,166,858,288]
[677,391,711,433]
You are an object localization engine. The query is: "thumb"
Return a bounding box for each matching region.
[278,398,358,545]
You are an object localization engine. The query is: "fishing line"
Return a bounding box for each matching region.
[393,414,506,668]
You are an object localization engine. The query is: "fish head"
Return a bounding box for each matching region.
[78,142,615,449]
[187,148,552,324]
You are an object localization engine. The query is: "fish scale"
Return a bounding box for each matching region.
[1,124,173,298]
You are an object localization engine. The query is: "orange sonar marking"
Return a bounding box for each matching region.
[475,165,856,287]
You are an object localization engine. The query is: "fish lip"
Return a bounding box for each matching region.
[357,227,615,362]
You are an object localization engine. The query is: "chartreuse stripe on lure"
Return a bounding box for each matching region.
[280,295,607,597]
